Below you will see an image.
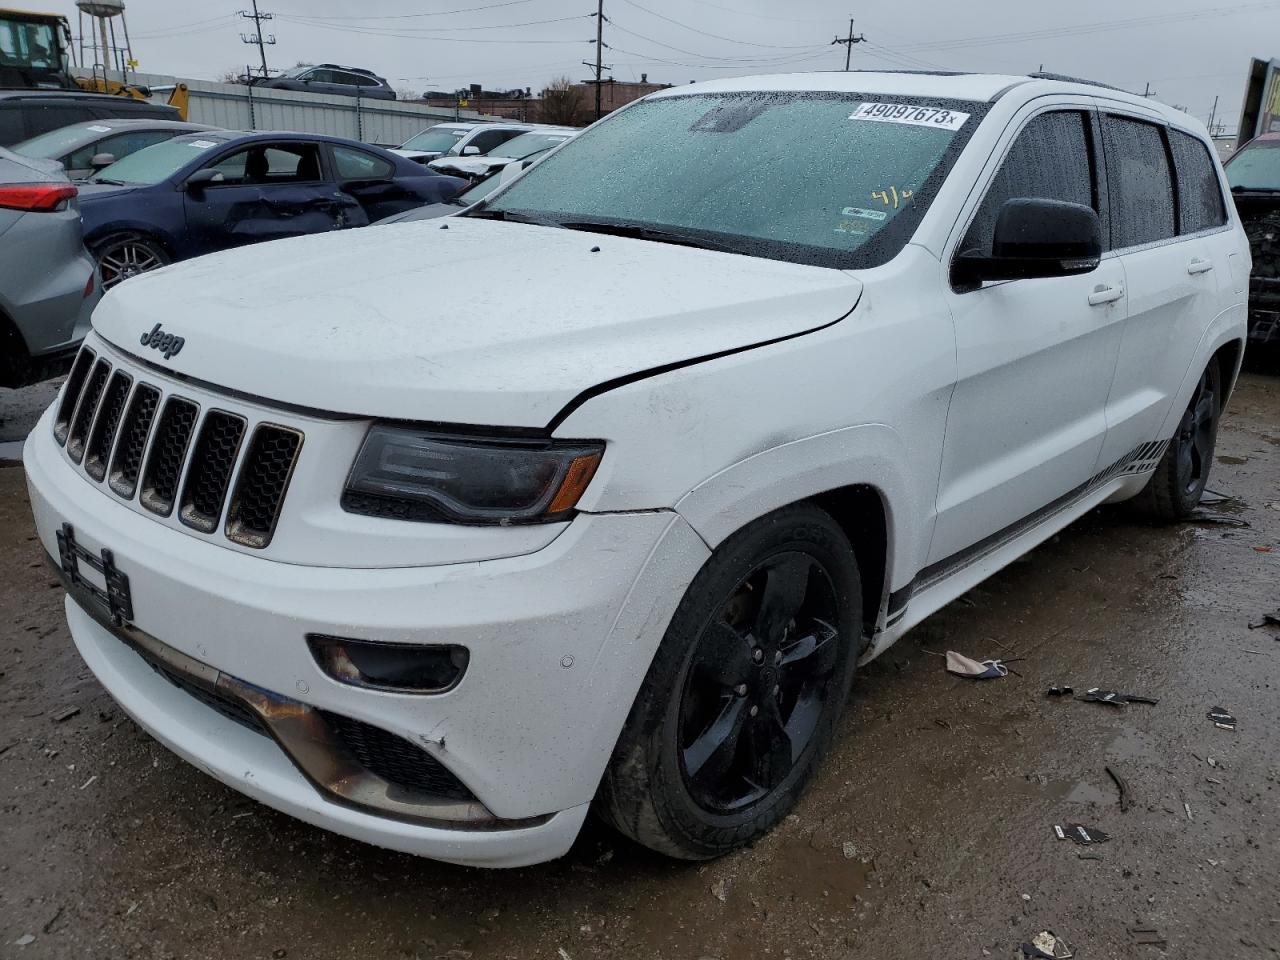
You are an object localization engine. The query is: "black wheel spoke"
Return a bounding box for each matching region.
[778,618,839,680]
[683,696,747,783]
[754,555,813,643]
[696,618,753,686]
[746,697,794,788]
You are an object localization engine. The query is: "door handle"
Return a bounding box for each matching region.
[1088,284,1124,306]
[1187,257,1214,275]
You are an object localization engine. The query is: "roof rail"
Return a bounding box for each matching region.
[1027,72,1127,93]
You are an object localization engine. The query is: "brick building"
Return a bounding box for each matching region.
[416,75,673,123]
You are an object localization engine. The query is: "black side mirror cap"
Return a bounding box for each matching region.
[184,168,220,192]
[952,197,1102,286]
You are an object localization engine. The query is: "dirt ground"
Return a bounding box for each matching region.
[1,368,1278,960]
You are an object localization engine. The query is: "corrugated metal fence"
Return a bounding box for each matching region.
[76,70,494,146]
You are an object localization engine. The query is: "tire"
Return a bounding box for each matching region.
[1133,359,1223,520]
[596,503,862,860]
[93,232,171,291]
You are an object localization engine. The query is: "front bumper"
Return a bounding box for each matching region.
[25,408,711,865]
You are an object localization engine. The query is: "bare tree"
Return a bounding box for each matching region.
[218,68,245,84]
[538,76,588,127]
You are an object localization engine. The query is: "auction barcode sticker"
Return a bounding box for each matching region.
[850,102,970,131]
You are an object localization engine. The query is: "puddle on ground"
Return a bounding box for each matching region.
[1008,776,1113,804]
[1217,455,1249,465]
[1105,727,1156,763]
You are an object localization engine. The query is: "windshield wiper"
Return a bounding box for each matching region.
[464,208,564,227]
[1231,184,1280,193]
[558,220,745,254]
[91,177,127,185]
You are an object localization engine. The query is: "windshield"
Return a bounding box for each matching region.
[0,17,64,70]
[401,127,470,152]
[12,121,102,159]
[475,92,985,268]
[281,64,311,79]
[1225,138,1280,191]
[89,136,223,185]
[493,131,573,160]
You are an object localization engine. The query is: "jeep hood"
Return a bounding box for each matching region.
[91,216,862,428]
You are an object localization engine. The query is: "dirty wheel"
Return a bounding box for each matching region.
[1134,359,1223,520]
[596,503,861,859]
[95,233,170,291]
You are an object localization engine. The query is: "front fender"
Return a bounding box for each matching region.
[674,422,919,604]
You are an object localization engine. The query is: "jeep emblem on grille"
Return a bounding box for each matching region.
[139,323,185,360]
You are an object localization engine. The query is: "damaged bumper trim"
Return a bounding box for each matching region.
[53,556,551,833]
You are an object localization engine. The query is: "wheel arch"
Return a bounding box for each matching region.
[1155,306,1248,441]
[87,224,177,259]
[674,424,913,640]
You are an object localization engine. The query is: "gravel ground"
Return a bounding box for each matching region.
[1,368,1277,960]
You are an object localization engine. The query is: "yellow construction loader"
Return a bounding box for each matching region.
[0,8,187,118]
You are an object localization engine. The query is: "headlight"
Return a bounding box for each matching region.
[342,425,604,525]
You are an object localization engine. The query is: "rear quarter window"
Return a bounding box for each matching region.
[1169,129,1228,233]
[1102,115,1176,248]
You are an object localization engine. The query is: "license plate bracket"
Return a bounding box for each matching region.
[56,522,133,625]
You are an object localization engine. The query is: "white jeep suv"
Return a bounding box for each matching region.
[24,72,1248,867]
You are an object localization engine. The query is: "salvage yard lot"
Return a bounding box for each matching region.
[1,370,1278,959]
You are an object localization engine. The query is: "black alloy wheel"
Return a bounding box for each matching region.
[596,504,861,859]
[1133,358,1223,520]
[679,553,841,813]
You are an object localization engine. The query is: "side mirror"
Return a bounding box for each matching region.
[185,168,221,192]
[90,152,116,170]
[461,145,481,156]
[952,198,1102,286]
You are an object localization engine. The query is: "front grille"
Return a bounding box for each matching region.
[65,358,110,463]
[54,345,304,549]
[321,712,477,801]
[53,348,95,445]
[108,384,161,499]
[140,397,200,516]
[84,371,132,482]
[225,426,303,549]
[179,411,246,533]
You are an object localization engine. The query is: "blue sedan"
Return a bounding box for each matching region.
[80,130,467,289]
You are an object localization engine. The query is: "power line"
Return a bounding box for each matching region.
[607,20,827,64]
[271,17,590,44]
[274,0,536,21]
[279,14,589,33]
[612,0,819,49]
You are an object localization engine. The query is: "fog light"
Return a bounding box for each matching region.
[307,635,468,694]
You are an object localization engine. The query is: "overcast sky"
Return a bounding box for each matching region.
[49,0,1280,133]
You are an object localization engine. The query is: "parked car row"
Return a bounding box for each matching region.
[1,109,580,386]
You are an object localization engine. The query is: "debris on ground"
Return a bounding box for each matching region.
[709,879,727,902]
[1021,931,1073,958]
[1054,823,1110,845]
[13,934,35,946]
[1247,609,1280,630]
[1106,765,1131,812]
[1185,510,1250,528]
[51,706,79,723]
[1129,926,1168,948]
[842,841,858,859]
[1200,489,1239,506]
[1207,706,1237,731]
[1076,688,1159,707]
[945,650,1008,679]
[1046,685,1074,697]
[1184,802,1194,821]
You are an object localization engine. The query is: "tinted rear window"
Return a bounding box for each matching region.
[1102,115,1176,248]
[1169,129,1227,233]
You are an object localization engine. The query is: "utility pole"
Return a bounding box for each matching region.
[1207,95,1219,135]
[831,18,865,71]
[239,0,275,79]
[1142,82,1152,98]
[581,0,610,120]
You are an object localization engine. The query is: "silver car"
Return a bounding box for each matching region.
[12,118,216,181]
[0,147,98,388]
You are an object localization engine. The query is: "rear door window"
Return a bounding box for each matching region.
[1102,115,1176,248]
[332,144,393,180]
[1169,129,1228,234]
[961,110,1097,257]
